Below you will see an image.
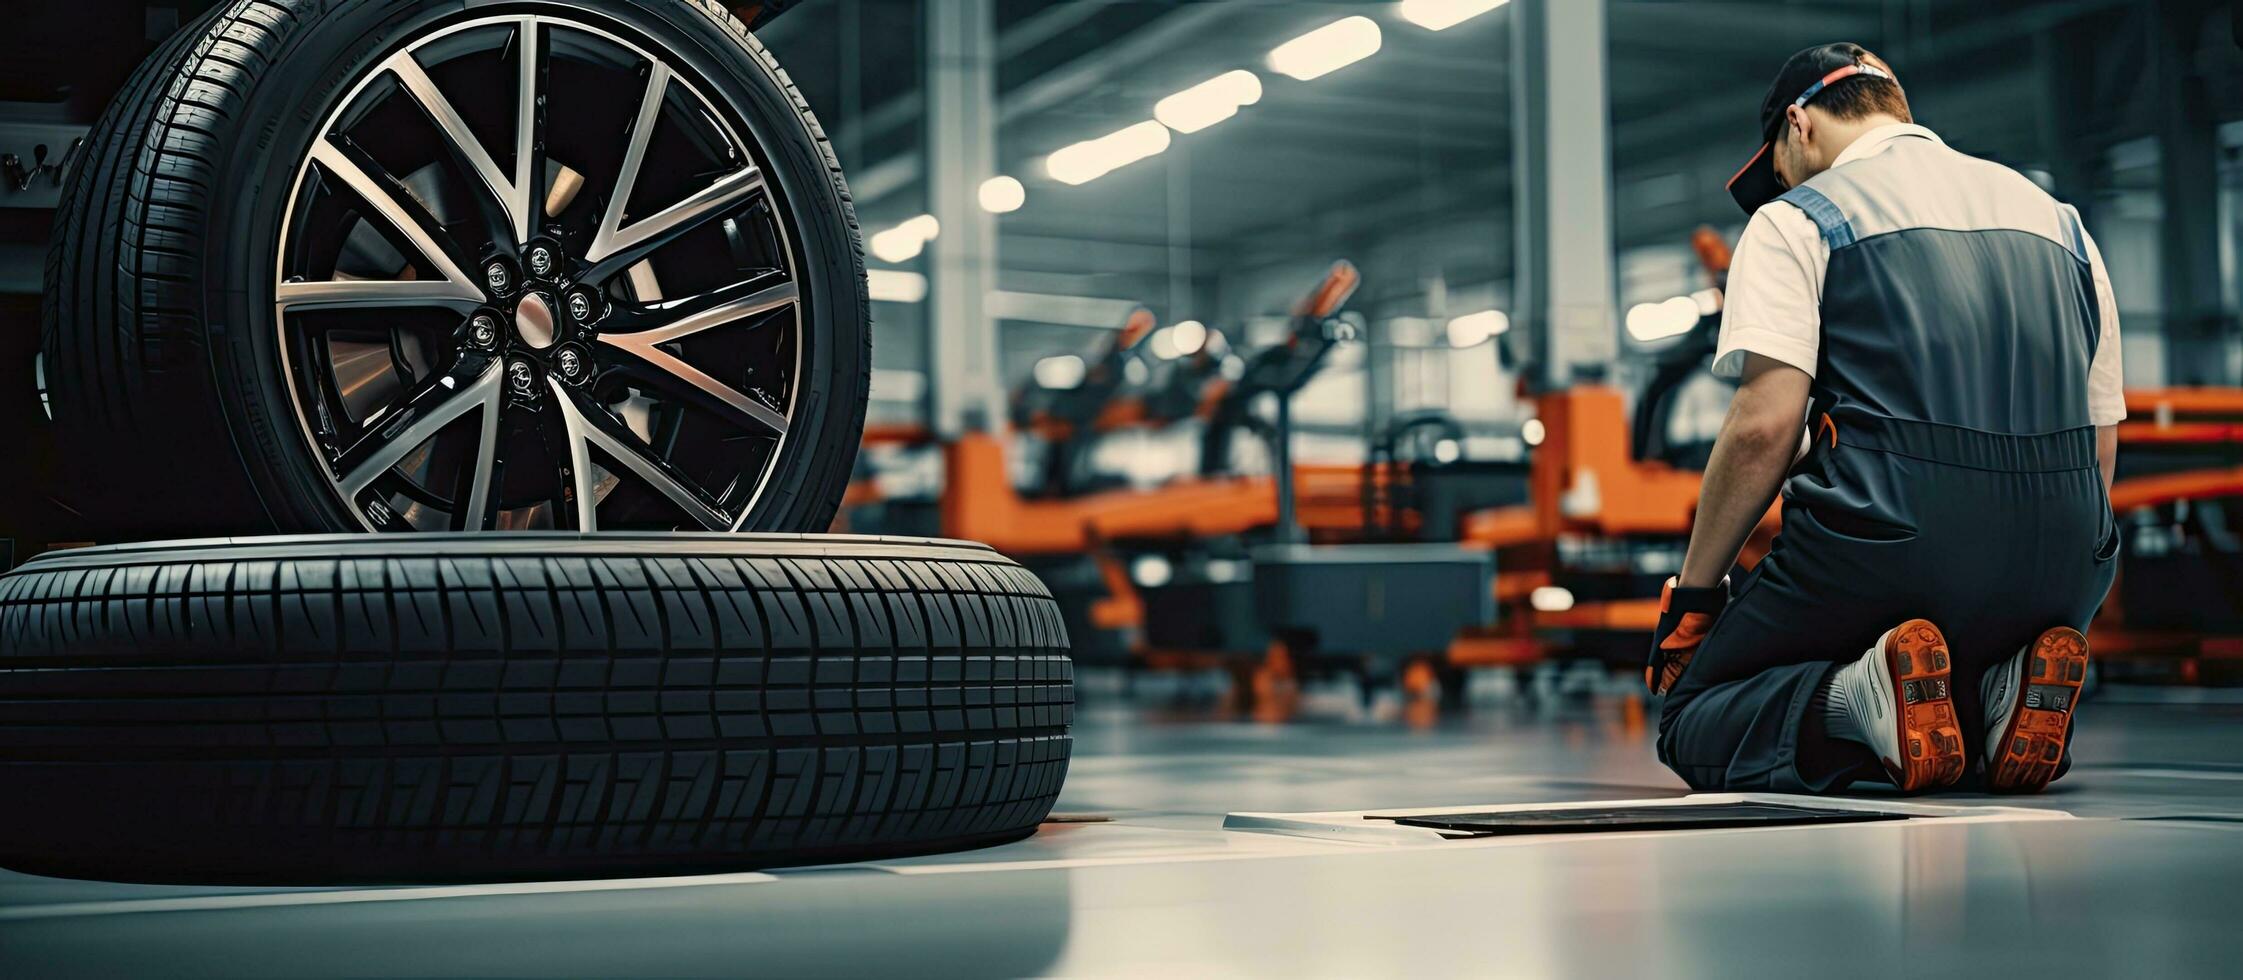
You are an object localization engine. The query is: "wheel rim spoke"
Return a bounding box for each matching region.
[276,278,482,313]
[588,62,670,267]
[602,344,789,436]
[597,280,796,435]
[584,167,766,278]
[458,374,505,530]
[551,388,601,531]
[513,18,545,236]
[309,140,481,297]
[384,50,526,247]
[582,61,765,275]
[335,356,505,503]
[549,379,733,530]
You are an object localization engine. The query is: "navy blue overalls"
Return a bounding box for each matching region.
[1656,134,2120,792]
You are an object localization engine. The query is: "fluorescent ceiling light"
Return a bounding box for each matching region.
[1268,16,1382,81]
[868,228,923,263]
[1131,554,1174,588]
[1446,309,1510,348]
[1046,121,1173,186]
[1148,327,1179,360]
[1529,585,1575,612]
[978,175,1026,214]
[868,213,940,264]
[896,214,940,241]
[988,290,1144,328]
[1034,354,1087,390]
[1625,295,1703,342]
[1154,70,1263,134]
[1169,319,1209,356]
[867,269,927,304]
[1398,0,1511,32]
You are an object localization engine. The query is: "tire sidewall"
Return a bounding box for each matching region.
[203,0,866,533]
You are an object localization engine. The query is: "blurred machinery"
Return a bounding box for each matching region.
[841,228,2243,703]
[2097,388,2243,681]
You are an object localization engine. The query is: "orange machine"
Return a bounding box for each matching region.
[2087,387,2243,674]
[941,433,1276,556]
[2110,388,2243,511]
[935,262,1368,650]
[938,240,1758,702]
[1438,384,1779,671]
[1455,228,1772,645]
[941,261,1366,556]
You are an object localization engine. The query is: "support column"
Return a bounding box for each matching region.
[2153,0,2230,385]
[924,0,1003,435]
[2034,22,2099,221]
[1510,0,1616,390]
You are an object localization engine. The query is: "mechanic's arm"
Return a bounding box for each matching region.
[2096,424,2117,493]
[1676,354,1814,588]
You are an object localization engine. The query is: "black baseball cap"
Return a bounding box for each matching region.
[1726,43,1898,215]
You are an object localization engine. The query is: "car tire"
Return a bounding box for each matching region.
[0,533,1073,882]
[43,0,868,538]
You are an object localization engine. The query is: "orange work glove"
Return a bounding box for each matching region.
[1647,576,1728,696]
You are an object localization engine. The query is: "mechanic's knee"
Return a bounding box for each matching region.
[1656,749,1726,792]
[1652,682,1702,739]
[1653,728,1725,791]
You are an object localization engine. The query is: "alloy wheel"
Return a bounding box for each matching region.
[274,13,805,531]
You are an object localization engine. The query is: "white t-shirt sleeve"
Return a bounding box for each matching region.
[2079,226,2127,426]
[1712,203,1828,379]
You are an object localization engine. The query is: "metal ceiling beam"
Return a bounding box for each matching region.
[995,231,1224,272]
[831,2,1114,167]
[1607,1,1884,48]
[992,6,1238,133]
[850,3,1239,213]
[1607,0,2138,161]
[995,1,1115,62]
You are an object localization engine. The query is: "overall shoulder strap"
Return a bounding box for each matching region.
[1776,184,1856,249]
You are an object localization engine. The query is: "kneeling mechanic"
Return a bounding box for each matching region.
[1650,42,2124,794]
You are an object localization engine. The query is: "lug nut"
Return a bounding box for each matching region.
[556,346,586,381]
[525,244,555,277]
[468,314,500,349]
[567,290,599,324]
[485,260,513,294]
[507,358,537,397]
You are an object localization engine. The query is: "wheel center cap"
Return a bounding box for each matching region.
[514,290,558,349]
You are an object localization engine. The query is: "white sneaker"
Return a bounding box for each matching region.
[1828,619,1966,792]
[1983,626,2089,793]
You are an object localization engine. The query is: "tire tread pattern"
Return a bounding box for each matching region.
[0,540,1072,881]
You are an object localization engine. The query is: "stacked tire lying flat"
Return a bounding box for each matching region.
[0,534,1074,882]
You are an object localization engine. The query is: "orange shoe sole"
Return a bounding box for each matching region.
[1881,619,1967,792]
[1988,626,2089,794]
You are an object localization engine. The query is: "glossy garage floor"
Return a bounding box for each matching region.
[3,674,2241,978]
